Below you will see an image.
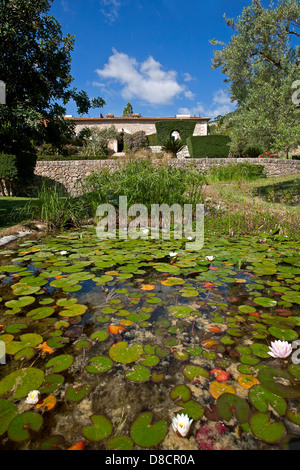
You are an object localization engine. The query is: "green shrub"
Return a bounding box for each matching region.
[20,182,91,229]
[155,120,196,145]
[186,135,231,158]
[244,146,263,158]
[123,131,148,152]
[208,162,266,182]
[161,139,184,157]
[147,133,158,146]
[0,153,18,196]
[82,158,206,211]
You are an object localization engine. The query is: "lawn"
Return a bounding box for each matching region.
[0,196,33,229]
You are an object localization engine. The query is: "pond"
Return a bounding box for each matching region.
[0,228,300,450]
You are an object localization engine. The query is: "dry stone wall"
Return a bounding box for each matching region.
[34,157,300,196]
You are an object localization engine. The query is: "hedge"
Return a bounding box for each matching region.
[0,153,18,181]
[155,120,196,145]
[186,135,231,158]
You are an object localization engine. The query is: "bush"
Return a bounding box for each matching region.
[186,135,231,158]
[147,133,159,146]
[161,139,184,157]
[208,162,266,182]
[82,158,206,211]
[244,146,263,158]
[0,153,18,196]
[123,131,148,152]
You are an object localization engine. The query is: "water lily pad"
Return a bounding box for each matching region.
[39,373,64,394]
[0,367,44,399]
[5,296,35,312]
[0,399,18,436]
[46,354,74,373]
[109,341,143,364]
[6,333,43,355]
[170,384,192,402]
[217,393,250,424]
[249,384,287,415]
[130,412,168,448]
[26,306,55,320]
[82,415,113,442]
[7,411,43,442]
[258,367,300,398]
[125,365,151,382]
[254,297,277,308]
[106,435,134,450]
[85,356,113,374]
[183,364,209,381]
[249,412,286,443]
[65,383,91,402]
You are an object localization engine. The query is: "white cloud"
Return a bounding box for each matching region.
[178,89,236,119]
[183,72,194,82]
[95,49,191,106]
[100,0,121,23]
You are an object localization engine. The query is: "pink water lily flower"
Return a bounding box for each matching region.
[268,340,292,359]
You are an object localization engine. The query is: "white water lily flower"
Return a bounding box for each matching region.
[169,252,177,257]
[205,256,214,261]
[142,228,149,234]
[172,413,193,438]
[60,250,67,255]
[25,390,40,404]
[268,340,292,359]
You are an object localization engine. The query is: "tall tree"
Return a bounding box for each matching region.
[210,0,300,156]
[0,0,105,154]
[123,102,133,116]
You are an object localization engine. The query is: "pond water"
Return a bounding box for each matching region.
[0,228,300,450]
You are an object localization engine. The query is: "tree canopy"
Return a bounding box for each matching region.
[0,0,105,153]
[210,0,300,156]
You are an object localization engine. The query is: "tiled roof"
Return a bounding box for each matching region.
[65,115,211,122]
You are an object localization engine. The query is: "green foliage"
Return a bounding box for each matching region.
[83,158,206,211]
[155,120,196,145]
[0,0,104,153]
[123,102,133,116]
[0,154,18,196]
[20,182,91,229]
[208,162,266,182]
[210,0,300,156]
[79,126,120,157]
[245,146,263,158]
[147,133,159,146]
[187,135,231,158]
[123,131,148,152]
[161,139,184,157]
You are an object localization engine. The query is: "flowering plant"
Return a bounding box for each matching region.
[258,152,279,158]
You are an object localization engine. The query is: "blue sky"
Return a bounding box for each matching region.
[50,0,267,120]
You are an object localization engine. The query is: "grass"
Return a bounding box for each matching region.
[0,196,33,229]
[202,174,300,240]
[0,171,299,240]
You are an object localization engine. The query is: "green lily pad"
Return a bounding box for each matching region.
[85,356,113,374]
[106,435,134,450]
[6,333,43,355]
[130,412,168,448]
[254,297,277,308]
[249,412,286,443]
[178,399,204,420]
[8,411,43,442]
[0,398,18,436]
[258,367,300,398]
[170,384,192,402]
[65,383,91,402]
[268,325,298,341]
[0,367,44,399]
[249,384,287,415]
[46,354,74,373]
[109,341,143,364]
[125,365,151,382]
[217,393,250,424]
[82,415,113,442]
[182,364,209,381]
[26,306,55,320]
[39,373,64,394]
[5,296,35,312]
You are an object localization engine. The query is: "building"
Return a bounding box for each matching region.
[64,113,210,154]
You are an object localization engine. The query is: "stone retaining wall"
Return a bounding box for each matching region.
[34,157,300,196]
